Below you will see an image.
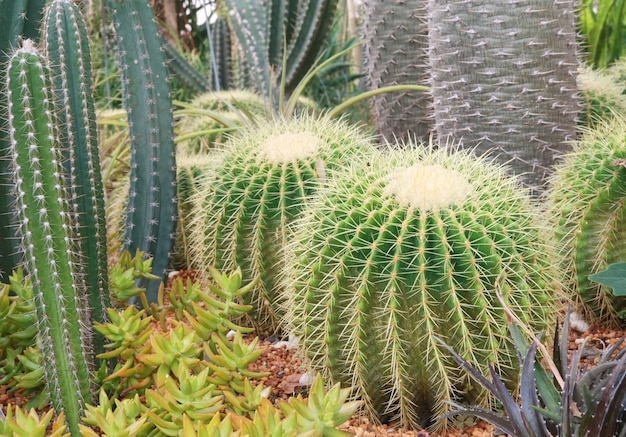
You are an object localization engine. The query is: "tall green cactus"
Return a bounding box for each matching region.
[283,143,563,431]
[104,0,178,303]
[548,117,626,327]
[7,39,92,436]
[427,0,580,190]
[43,0,111,359]
[223,0,340,100]
[188,114,374,333]
[362,0,432,143]
[0,0,48,280]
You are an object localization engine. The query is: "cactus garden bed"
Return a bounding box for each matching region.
[1,266,623,437]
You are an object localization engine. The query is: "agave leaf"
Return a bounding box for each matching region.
[561,342,585,437]
[519,341,551,437]
[435,336,529,437]
[588,350,626,436]
[444,402,515,436]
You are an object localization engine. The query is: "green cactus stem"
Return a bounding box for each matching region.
[283,142,563,431]
[104,0,178,303]
[0,0,48,280]
[548,117,626,326]
[43,0,111,360]
[7,39,92,436]
[223,0,340,100]
[362,0,432,143]
[427,0,580,190]
[188,114,374,334]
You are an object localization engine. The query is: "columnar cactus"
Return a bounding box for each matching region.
[283,143,563,431]
[43,0,111,358]
[0,0,48,279]
[362,0,432,143]
[428,0,580,190]
[7,40,92,436]
[548,117,626,326]
[188,114,374,333]
[104,0,178,302]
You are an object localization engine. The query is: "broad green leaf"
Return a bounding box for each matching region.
[589,262,626,296]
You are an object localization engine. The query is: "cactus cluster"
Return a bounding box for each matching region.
[548,117,626,326]
[223,0,340,100]
[282,143,563,430]
[188,114,374,333]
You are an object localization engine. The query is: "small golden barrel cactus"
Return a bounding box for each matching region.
[188,114,374,333]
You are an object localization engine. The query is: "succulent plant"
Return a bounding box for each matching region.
[187,114,374,333]
[439,307,626,437]
[0,0,48,279]
[223,0,340,100]
[547,116,626,326]
[283,142,563,431]
[427,0,580,189]
[578,66,626,129]
[0,406,69,437]
[362,0,432,143]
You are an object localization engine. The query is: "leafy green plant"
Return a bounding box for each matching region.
[590,261,626,297]
[579,0,626,69]
[438,306,626,437]
[0,406,69,437]
[547,116,626,325]
[283,142,564,431]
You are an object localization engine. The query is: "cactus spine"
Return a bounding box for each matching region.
[44,0,111,358]
[104,0,178,302]
[7,40,92,436]
[283,144,562,431]
[188,115,374,333]
[362,0,432,143]
[548,117,626,326]
[427,0,580,190]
